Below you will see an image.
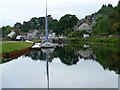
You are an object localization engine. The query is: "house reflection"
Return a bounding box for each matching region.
[25,50,44,61]
[75,48,96,60]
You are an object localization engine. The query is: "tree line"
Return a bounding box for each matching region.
[2,14,78,38]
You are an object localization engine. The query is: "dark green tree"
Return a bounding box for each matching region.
[117,0,120,14]
[58,14,78,34]
[21,21,31,32]
[2,26,13,37]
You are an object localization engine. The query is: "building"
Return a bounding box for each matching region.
[7,30,16,38]
[27,30,39,40]
[78,23,92,32]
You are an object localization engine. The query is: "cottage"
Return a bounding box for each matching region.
[27,30,39,40]
[78,23,92,32]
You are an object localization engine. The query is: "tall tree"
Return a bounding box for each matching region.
[58,14,78,34]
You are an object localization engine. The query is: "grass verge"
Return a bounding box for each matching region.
[1,41,33,54]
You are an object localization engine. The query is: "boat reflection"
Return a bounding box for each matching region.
[42,48,55,89]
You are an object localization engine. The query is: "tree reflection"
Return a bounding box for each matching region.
[2,43,119,74]
[25,49,54,62]
[25,50,44,61]
[54,46,79,65]
[24,44,120,74]
[91,44,120,74]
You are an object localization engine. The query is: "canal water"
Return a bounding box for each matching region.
[1,44,119,88]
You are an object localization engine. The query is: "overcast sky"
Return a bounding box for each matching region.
[0,0,118,27]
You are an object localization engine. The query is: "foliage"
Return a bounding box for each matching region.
[111,22,120,34]
[67,37,119,44]
[58,14,78,34]
[117,0,120,14]
[64,28,72,36]
[69,30,89,37]
[2,26,13,37]
[91,44,120,74]
[48,19,59,34]
[93,1,120,35]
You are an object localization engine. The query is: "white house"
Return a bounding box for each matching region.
[7,30,16,38]
[27,30,39,40]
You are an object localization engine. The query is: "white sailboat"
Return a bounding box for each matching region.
[41,0,54,48]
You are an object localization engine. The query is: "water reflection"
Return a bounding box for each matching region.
[1,44,119,88]
[42,48,55,89]
[2,43,118,74]
[23,44,120,74]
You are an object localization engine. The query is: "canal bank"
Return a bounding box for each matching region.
[1,41,33,54]
[0,41,33,63]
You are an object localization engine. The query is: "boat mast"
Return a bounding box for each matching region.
[45,0,48,42]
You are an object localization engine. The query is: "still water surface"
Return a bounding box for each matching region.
[1,44,119,88]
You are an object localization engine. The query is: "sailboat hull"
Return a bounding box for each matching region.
[41,42,54,48]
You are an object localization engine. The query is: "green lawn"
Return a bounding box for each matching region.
[1,41,33,54]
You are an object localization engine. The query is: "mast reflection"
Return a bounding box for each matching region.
[42,48,55,89]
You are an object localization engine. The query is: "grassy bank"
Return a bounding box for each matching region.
[64,37,120,44]
[1,41,33,54]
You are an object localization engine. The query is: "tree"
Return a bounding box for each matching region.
[64,28,72,36]
[2,26,13,37]
[21,21,31,32]
[112,22,120,34]
[58,14,78,34]
[14,28,21,35]
[102,4,107,8]
[14,22,21,28]
[117,0,120,14]
[108,4,113,8]
[30,17,39,29]
[93,1,120,35]
[38,17,45,29]
[48,19,59,33]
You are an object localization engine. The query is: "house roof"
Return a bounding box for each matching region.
[7,30,16,37]
[28,29,38,33]
[78,23,92,31]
